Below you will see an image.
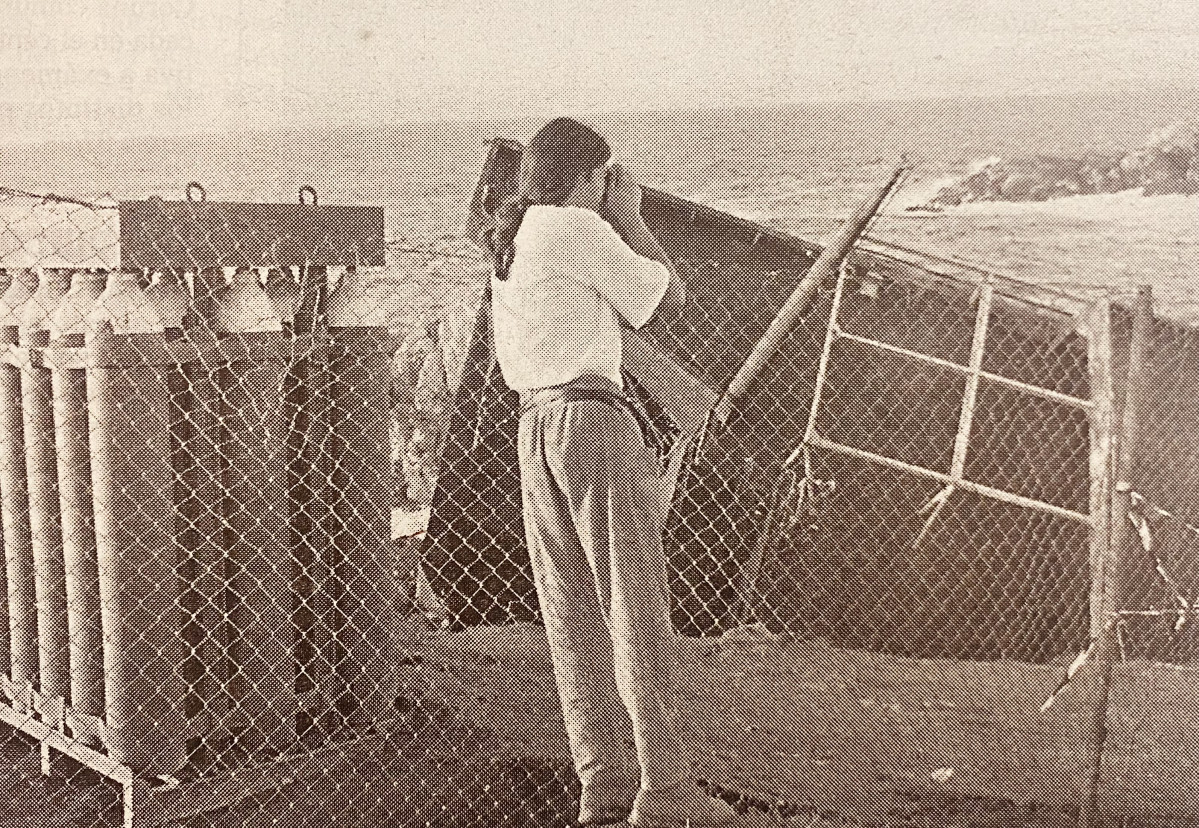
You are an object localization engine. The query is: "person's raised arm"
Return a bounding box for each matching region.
[601,163,685,326]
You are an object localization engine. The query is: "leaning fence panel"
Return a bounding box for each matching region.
[423,137,1199,824]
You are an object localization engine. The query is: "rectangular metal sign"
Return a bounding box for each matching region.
[119,199,386,269]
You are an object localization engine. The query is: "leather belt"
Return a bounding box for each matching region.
[519,373,680,473]
[519,385,631,420]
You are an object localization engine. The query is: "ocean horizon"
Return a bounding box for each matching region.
[1,87,1196,320]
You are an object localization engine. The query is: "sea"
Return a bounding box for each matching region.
[1,88,1196,326]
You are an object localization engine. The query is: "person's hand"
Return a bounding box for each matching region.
[601,162,643,233]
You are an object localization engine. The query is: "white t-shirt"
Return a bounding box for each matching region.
[492,205,670,393]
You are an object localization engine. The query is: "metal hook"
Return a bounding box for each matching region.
[186,182,207,203]
[300,186,318,206]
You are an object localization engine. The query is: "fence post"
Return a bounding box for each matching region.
[1078,285,1153,828]
[1088,293,1116,639]
[0,267,12,680]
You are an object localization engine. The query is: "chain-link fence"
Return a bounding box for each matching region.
[0,185,583,828]
[424,141,1199,825]
[2,143,1199,828]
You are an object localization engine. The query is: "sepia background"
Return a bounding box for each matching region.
[1,2,1198,827]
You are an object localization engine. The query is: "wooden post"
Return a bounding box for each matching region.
[1088,293,1116,638]
[1078,286,1153,828]
[713,163,907,423]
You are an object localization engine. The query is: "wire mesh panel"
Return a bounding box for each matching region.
[436,140,1103,662]
[419,138,1199,826]
[734,268,1100,662]
[0,153,1198,828]
[1112,310,1199,659]
[0,189,470,827]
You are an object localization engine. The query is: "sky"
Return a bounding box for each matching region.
[0,0,1196,141]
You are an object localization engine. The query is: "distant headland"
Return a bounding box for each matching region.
[914,121,1199,210]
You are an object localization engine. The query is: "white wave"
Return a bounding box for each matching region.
[940,188,1199,221]
[892,174,961,211]
[967,156,1004,175]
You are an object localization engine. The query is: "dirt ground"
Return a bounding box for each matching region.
[4,622,1199,828]
[411,623,1199,827]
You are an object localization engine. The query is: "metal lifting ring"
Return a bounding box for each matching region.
[300,186,318,206]
[186,182,207,203]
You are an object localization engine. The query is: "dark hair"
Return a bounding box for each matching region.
[488,117,611,280]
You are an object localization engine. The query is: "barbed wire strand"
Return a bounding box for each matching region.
[0,185,115,210]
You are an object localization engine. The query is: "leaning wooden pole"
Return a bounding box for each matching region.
[712,163,907,423]
[1078,285,1153,828]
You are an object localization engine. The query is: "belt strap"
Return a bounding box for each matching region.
[519,386,629,418]
[519,377,679,473]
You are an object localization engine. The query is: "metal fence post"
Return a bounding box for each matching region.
[1079,286,1153,828]
[0,267,12,679]
[1087,293,1116,640]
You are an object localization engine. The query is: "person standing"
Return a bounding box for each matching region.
[487,117,739,828]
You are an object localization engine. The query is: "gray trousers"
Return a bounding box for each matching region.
[517,389,688,794]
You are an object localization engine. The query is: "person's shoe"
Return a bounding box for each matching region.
[577,772,639,825]
[628,782,740,827]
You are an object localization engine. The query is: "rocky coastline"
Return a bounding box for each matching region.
[914,121,1199,210]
